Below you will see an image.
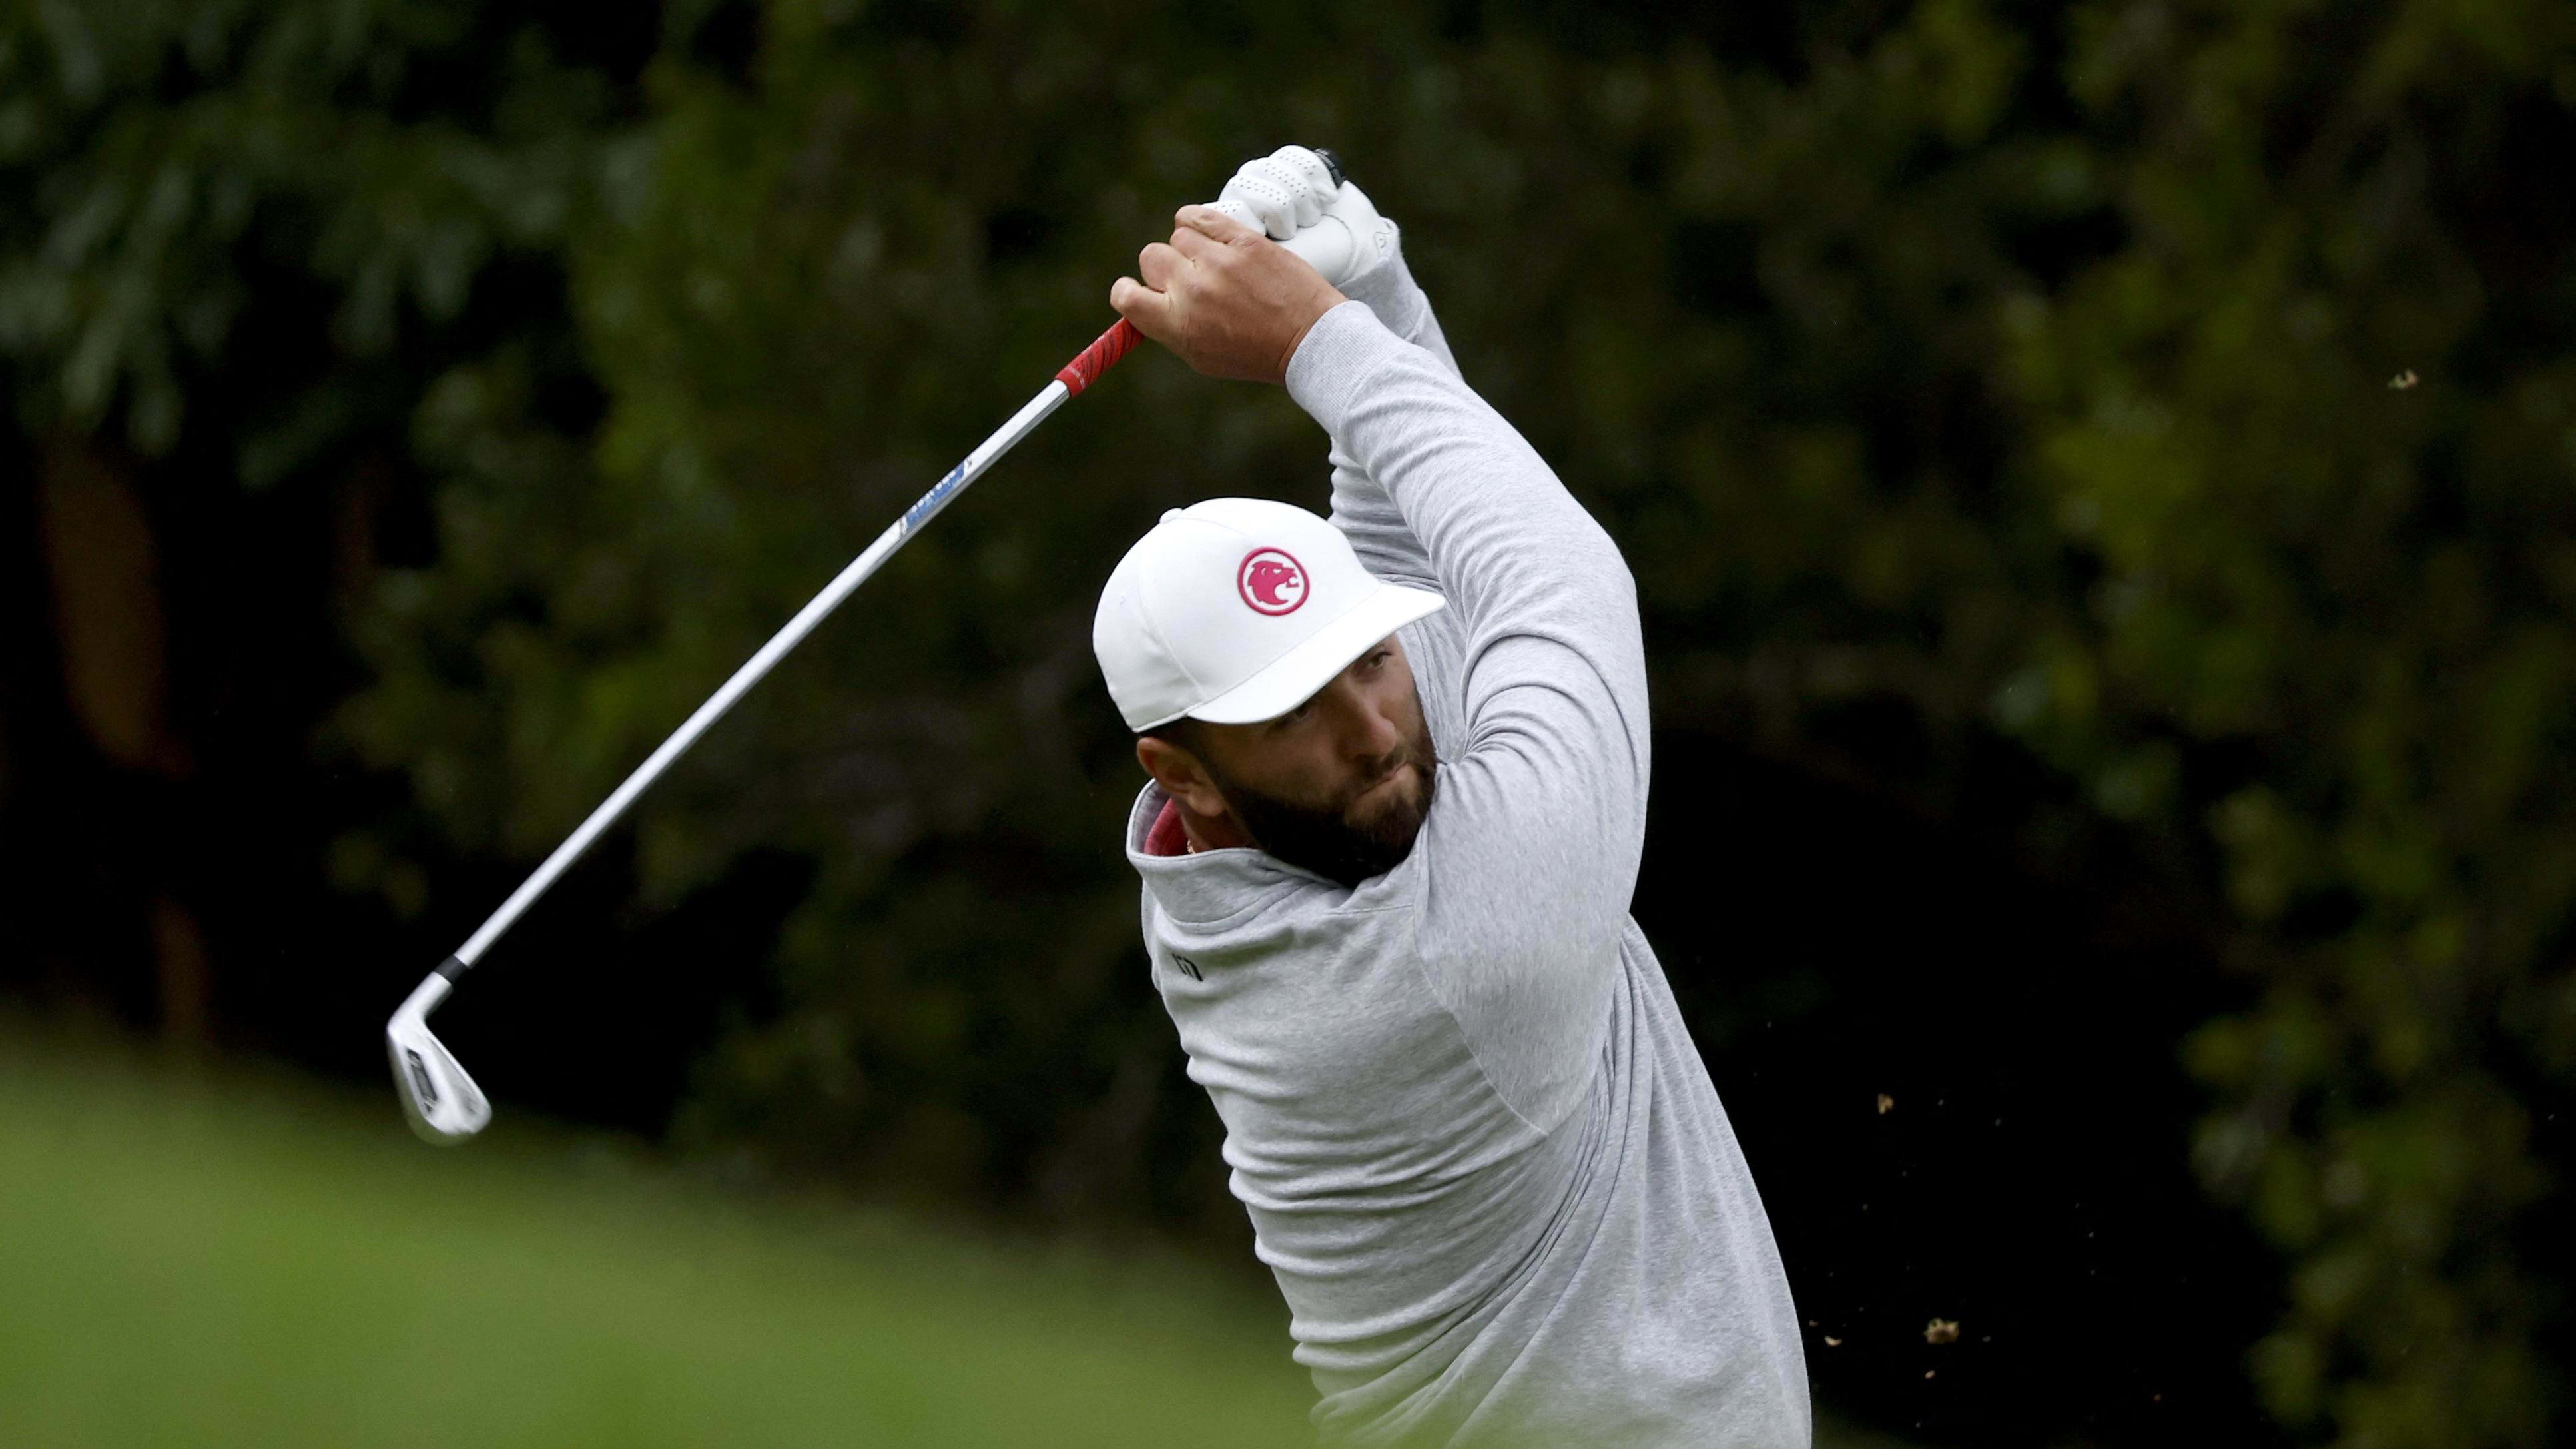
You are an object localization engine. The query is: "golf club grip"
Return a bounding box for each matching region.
[1056,318,1143,398]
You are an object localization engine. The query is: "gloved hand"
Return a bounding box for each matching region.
[1207,145,1398,290]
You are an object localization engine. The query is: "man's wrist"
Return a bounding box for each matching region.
[1285,300,1395,424]
[1273,286,1349,385]
[1333,222,1417,320]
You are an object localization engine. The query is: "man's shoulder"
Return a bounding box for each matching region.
[1144,869,1423,1001]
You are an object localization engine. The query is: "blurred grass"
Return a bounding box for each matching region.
[0,1023,1923,1449]
[0,1024,1315,1449]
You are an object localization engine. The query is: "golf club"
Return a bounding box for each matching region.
[386,316,1145,1143]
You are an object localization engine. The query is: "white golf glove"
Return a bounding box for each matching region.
[1209,145,1398,290]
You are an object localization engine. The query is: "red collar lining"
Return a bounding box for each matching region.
[1145,796,1191,857]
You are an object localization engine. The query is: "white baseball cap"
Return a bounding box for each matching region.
[1094,498,1445,731]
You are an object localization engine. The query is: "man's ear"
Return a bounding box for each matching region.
[1137,734,1229,819]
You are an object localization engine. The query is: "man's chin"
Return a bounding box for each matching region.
[1217,752,1437,888]
[1347,765,1431,847]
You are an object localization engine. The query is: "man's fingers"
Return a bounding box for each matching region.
[1207,197,1266,237]
[1217,165,1297,239]
[1114,191,1339,382]
[1270,147,1337,217]
[1176,202,1261,245]
[1109,276,1175,340]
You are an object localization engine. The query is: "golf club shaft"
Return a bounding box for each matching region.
[439,318,1144,976]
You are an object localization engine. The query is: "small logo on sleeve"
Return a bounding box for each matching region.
[1173,955,1205,982]
[1237,549,1307,616]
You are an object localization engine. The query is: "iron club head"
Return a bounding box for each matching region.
[386,973,491,1143]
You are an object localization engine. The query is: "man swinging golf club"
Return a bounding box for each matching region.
[1094,149,1811,1446]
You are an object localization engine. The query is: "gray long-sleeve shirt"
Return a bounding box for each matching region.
[1122,253,1809,1447]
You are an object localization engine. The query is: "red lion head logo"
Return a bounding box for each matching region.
[1237,548,1308,616]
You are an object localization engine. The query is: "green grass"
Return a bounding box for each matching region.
[0,1027,1930,1449]
[0,1029,1313,1448]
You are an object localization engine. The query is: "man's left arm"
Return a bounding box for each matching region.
[1205,147,1456,590]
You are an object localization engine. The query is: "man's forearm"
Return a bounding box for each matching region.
[1288,302,1643,707]
[1338,241,1462,382]
[1326,238,1458,587]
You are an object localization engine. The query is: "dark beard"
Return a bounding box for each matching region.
[1208,735,1440,889]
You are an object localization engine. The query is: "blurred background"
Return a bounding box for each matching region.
[3,1,2571,1445]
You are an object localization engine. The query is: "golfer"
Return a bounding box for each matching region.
[1092,155,1810,1447]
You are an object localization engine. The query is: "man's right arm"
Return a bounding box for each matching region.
[1288,302,1650,1129]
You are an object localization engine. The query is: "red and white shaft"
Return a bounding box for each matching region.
[434,318,1145,977]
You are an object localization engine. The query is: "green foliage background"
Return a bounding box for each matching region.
[3,2,2571,1444]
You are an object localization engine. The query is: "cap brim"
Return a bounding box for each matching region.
[1187,582,1447,725]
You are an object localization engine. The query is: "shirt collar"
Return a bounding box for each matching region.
[1123,781,1337,924]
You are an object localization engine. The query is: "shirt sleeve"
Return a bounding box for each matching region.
[1323,236,1458,590]
[1287,301,1651,1131]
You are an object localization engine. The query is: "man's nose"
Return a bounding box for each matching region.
[1331,685,1405,761]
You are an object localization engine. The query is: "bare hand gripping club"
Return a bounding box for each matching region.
[386,318,1144,1142]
